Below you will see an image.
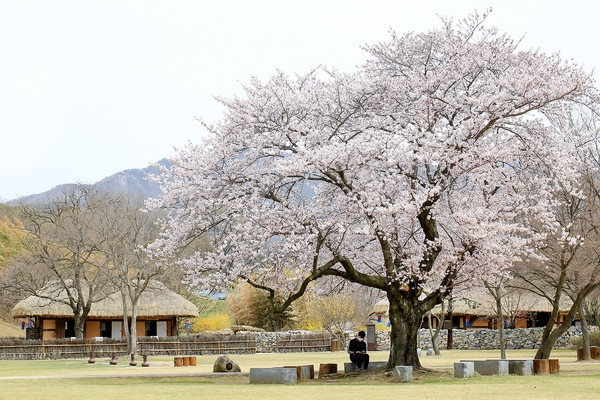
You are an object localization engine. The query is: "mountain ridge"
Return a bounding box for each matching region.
[5,159,172,205]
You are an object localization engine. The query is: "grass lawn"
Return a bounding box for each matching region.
[0,349,598,400]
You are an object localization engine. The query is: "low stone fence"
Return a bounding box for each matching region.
[375,326,597,351]
[236,331,331,353]
[0,331,331,360]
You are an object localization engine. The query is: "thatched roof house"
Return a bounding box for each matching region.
[12,280,198,340]
[372,290,575,330]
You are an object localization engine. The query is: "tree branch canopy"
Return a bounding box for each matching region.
[148,12,599,367]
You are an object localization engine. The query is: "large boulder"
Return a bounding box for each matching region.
[213,355,241,372]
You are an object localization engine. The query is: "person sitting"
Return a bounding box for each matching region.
[348,330,370,370]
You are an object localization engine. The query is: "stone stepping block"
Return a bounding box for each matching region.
[283,365,314,379]
[460,360,509,375]
[454,362,474,378]
[393,365,412,382]
[249,367,297,384]
[343,361,387,373]
[508,360,533,376]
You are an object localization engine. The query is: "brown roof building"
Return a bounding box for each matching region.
[12,280,198,340]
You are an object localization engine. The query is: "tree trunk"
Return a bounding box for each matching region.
[535,301,581,359]
[130,302,138,356]
[579,303,591,361]
[495,287,506,359]
[428,301,444,355]
[73,314,85,338]
[447,295,453,349]
[387,291,424,369]
[121,290,132,354]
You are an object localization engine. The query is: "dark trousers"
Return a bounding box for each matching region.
[350,353,370,369]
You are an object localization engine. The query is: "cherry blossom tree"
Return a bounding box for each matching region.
[149,13,598,368]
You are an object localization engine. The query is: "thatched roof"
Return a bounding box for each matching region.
[11,280,199,319]
[372,289,574,317]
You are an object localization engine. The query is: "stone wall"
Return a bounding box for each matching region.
[236,330,331,353]
[375,326,597,351]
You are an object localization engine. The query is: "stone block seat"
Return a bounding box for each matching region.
[460,360,509,375]
[282,365,314,379]
[393,365,413,382]
[454,362,474,378]
[249,368,297,384]
[507,360,533,376]
[343,361,387,373]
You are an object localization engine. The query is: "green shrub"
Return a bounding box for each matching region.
[192,313,232,332]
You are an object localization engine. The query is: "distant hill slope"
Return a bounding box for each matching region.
[6,159,172,205]
[0,319,25,338]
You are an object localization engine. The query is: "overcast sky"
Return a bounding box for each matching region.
[1,0,598,201]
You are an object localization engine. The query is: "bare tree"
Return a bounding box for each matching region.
[513,177,600,359]
[6,186,113,338]
[426,301,445,355]
[94,195,165,356]
[483,282,507,359]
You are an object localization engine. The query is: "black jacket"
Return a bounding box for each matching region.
[348,338,367,354]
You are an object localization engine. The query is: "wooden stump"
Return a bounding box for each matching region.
[318,363,337,376]
[577,347,599,361]
[533,359,550,374]
[330,340,340,352]
[549,359,560,374]
[174,357,184,367]
[183,356,190,366]
[533,359,558,374]
[189,356,197,366]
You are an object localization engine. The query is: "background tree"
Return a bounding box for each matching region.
[426,300,445,355]
[94,194,164,356]
[228,282,292,331]
[7,186,113,338]
[149,13,598,369]
[513,174,600,359]
[483,282,507,359]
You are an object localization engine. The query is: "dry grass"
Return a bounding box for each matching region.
[0,349,599,400]
[0,320,24,338]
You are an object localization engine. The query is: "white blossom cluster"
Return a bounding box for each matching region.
[147,13,598,316]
